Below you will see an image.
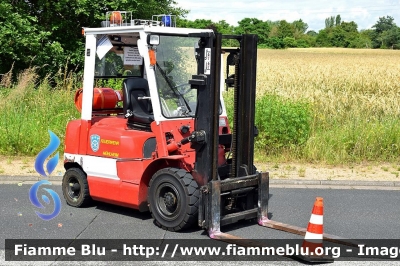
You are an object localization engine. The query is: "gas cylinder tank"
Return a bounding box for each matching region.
[74,88,123,112]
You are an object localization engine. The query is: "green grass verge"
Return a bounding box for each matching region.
[0,68,80,156]
[1,68,400,165]
[223,90,400,164]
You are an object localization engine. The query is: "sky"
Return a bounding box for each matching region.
[175,0,400,31]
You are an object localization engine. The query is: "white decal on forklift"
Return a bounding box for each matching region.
[90,134,100,152]
[204,48,211,75]
[86,171,120,180]
[124,47,143,65]
[84,156,119,180]
[64,153,120,180]
[96,35,113,60]
[219,117,226,127]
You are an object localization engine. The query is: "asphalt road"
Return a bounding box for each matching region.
[1,183,400,265]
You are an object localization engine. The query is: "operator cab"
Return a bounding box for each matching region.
[80,12,225,130]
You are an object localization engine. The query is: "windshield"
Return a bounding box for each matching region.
[154,36,199,118]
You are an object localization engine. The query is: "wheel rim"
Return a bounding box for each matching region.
[67,176,81,202]
[155,182,181,221]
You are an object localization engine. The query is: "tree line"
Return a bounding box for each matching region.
[0,0,399,79]
[0,0,187,78]
[178,15,400,50]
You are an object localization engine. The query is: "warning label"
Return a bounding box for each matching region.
[204,48,211,75]
[124,47,143,65]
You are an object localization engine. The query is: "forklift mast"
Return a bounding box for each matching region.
[191,33,258,184]
[189,32,260,234]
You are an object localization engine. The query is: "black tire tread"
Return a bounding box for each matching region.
[148,167,199,231]
[62,167,92,207]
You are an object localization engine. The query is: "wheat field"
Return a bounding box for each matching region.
[256,48,400,120]
[253,48,400,163]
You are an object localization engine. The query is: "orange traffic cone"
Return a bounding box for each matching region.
[302,197,324,252]
[295,197,334,263]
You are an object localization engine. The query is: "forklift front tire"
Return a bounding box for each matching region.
[148,168,199,231]
[62,167,92,207]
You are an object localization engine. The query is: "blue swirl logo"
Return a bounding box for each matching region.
[29,180,62,220]
[30,130,62,220]
[34,130,60,176]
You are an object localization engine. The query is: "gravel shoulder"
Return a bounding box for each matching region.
[1,156,400,182]
[256,161,400,181]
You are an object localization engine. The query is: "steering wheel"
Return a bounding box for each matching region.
[173,83,191,95]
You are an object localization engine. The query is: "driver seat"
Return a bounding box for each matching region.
[123,78,154,131]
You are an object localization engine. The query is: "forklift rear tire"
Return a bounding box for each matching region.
[148,168,199,231]
[62,167,92,207]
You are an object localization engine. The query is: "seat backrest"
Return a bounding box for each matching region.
[123,78,154,125]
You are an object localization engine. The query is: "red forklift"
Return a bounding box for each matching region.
[63,12,354,260]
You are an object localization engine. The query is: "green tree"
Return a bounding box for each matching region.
[306,30,318,37]
[0,3,54,75]
[214,20,236,47]
[316,19,362,48]
[325,16,335,28]
[298,34,316,47]
[179,19,213,29]
[234,18,271,45]
[371,16,399,48]
[335,15,342,26]
[291,19,308,40]
[276,20,294,39]
[316,29,331,47]
[268,25,279,38]
[265,37,284,49]
[292,19,308,34]
[325,15,341,29]
[180,19,236,46]
[340,21,358,33]
[381,27,400,49]
[348,36,372,48]
[215,20,235,35]
[357,29,374,48]
[330,26,346,47]
[283,37,297,48]
[338,21,359,47]
[0,0,186,78]
[373,16,396,34]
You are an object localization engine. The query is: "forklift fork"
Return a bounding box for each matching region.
[202,171,357,248]
[199,171,357,264]
[257,171,357,247]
